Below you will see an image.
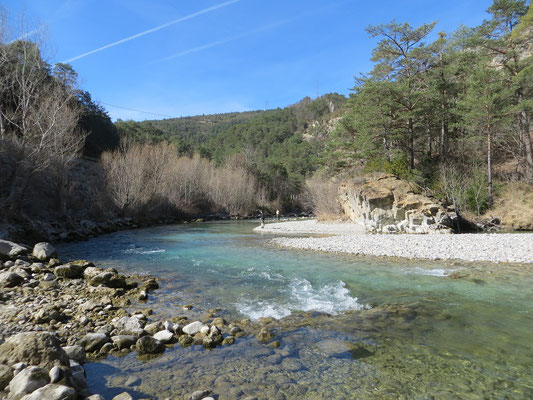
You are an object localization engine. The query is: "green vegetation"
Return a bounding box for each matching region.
[328,0,532,215]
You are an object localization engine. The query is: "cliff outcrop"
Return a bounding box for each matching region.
[339,173,459,234]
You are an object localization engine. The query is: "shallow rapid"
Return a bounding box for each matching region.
[56,221,533,399]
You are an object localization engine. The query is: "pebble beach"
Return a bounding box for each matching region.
[256,220,533,264]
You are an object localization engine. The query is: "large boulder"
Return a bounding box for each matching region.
[135,336,164,355]
[0,332,69,370]
[0,240,28,260]
[19,383,76,400]
[0,271,24,288]
[8,366,49,397]
[338,173,458,234]
[32,243,57,261]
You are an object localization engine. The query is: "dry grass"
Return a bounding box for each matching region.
[303,176,346,220]
[484,182,533,230]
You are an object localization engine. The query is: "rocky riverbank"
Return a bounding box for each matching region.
[257,220,533,263]
[0,239,280,400]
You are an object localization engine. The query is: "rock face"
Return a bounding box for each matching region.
[339,173,458,234]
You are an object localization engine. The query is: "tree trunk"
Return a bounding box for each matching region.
[408,118,415,169]
[517,90,533,181]
[487,129,493,205]
[440,119,448,157]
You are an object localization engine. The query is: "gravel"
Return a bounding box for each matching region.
[258,220,533,264]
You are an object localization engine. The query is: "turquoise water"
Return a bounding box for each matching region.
[57,221,533,399]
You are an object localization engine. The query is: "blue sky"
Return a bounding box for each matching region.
[4,0,494,121]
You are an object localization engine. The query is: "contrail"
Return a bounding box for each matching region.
[154,20,291,63]
[64,0,242,63]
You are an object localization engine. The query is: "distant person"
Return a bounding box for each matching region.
[276,209,280,220]
[259,210,265,228]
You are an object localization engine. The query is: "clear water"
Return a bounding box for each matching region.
[56,221,533,399]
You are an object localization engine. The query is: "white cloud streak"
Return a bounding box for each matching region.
[64,0,242,63]
[154,19,291,63]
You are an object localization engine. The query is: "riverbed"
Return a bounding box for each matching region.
[56,221,533,399]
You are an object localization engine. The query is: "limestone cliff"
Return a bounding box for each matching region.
[338,173,458,234]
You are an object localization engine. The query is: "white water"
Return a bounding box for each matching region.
[235,278,368,320]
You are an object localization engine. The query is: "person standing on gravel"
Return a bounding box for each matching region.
[259,210,265,228]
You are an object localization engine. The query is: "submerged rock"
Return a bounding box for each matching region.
[256,328,275,343]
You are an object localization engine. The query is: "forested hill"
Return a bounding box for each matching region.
[114,94,348,208]
[115,110,265,149]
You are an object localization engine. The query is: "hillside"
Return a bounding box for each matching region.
[115,93,348,209]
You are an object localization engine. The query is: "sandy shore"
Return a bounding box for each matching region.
[255,220,533,264]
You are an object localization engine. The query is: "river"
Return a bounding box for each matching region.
[56,221,533,399]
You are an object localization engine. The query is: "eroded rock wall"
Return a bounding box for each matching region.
[338,173,457,234]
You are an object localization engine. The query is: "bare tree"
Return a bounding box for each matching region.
[0,26,84,220]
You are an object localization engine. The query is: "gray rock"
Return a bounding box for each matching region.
[69,359,89,396]
[48,366,63,384]
[0,363,13,391]
[153,330,174,344]
[135,336,164,355]
[80,333,110,353]
[86,395,105,400]
[32,243,57,261]
[114,316,145,336]
[182,321,206,336]
[0,239,28,259]
[0,271,24,288]
[83,266,104,280]
[143,321,164,335]
[19,383,76,400]
[99,342,114,355]
[0,332,69,370]
[42,273,56,281]
[89,272,126,289]
[9,366,49,397]
[62,345,86,364]
[112,392,133,400]
[54,264,84,279]
[189,390,211,400]
[111,335,137,350]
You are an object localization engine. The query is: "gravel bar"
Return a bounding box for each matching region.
[256,220,533,264]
